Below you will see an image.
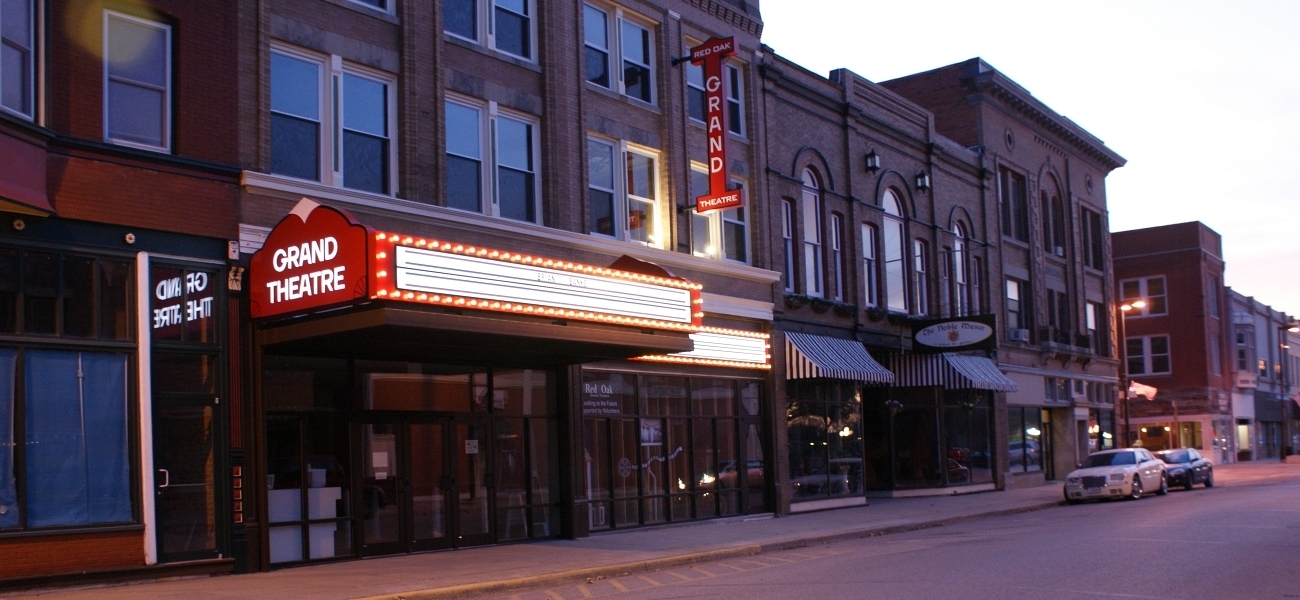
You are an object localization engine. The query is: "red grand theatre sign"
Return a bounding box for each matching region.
[691,37,743,213]
[250,199,703,331]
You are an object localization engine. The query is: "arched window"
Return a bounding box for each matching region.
[801,169,824,297]
[1041,178,1066,257]
[952,222,969,316]
[882,189,907,313]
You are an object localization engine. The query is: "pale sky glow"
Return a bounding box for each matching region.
[761,0,1299,316]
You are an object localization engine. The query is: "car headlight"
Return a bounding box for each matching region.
[1066,477,1080,485]
[1109,473,1125,481]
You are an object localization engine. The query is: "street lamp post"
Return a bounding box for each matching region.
[1117,299,1146,448]
[1280,319,1299,461]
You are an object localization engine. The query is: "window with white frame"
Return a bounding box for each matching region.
[882,189,907,313]
[685,60,743,134]
[800,169,823,297]
[1086,301,1101,354]
[952,223,968,316]
[350,0,391,12]
[583,4,610,87]
[1120,276,1167,316]
[689,166,748,263]
[270,45,395,195]
[586,138,661,246]
[861,224,877,307]
[830,214,843,301]
[970,256,982,315]
[1,0,36,119]
[912,239,928,316]
[445,97,539,223]
[1127,335,1170,375]
[443,0,534,61]
[782,200,794,292]
[585,6,654,104]
[104,11,170,151]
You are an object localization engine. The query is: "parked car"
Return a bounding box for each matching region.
[1063,448,1167,503]
[1155,448,1214,490]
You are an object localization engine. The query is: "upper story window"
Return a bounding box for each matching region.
[1006,278,1029,333]
[861,224,878,307]
[1120,276,1167,317]
[1127,335,1171,376]
[800,169,823,297]
[970,256,982,315]
[830,214,843,301]
[689,166,747,263]
[0,247,134,340]
[1,0,36,119]
[587,137,661,246]
[998,167,1028,243]
[1081,208,1104,270]
[104,11,170,152]
[270,45,395,195]
[952,223,968,317]
[881,189,907,313]
[444,0,535,61]
[1207,276,1220,318]
[782,200,794,292]
[685,60,743,135]
[1041,183,1066,257]
[445,97,539,223]
[349,0,392,12]
[584,5,654,104]
[1086,301,1104,355]
[912,239,928,316]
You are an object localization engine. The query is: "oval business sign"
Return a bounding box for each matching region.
[915,320,994,348]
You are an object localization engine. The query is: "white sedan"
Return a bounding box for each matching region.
[1063,448,1167,503]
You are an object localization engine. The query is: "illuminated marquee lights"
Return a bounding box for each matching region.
[633,328,772,369]
[370,232,703,331]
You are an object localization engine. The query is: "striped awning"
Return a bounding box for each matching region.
[785,332,894,384]
[889,353,1018,392]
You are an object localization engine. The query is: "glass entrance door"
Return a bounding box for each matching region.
[360,418,494,556]
[153,400,219,562]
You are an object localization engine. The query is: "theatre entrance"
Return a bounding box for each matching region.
[358,416,494,555]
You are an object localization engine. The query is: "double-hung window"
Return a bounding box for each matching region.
[685,60,743,134]
[1086,301,1103,354]
[800,170,822,297]
[1119,276,1167,316]
[585,6,654,105]
[689,166,748,263]
[881,190,907,313]
[1,0,36,119]
[999,168,1028,242]
[104,11,170,151]
[587,138,660,246]
[445,97,540,223]
[861,224,878,307]
[912,240,928,316]
[443,0,534,60]
[350,0,392,12]
[1006,278,1028,332]
[270,45,396,196]
[830,214,843,301]
[782,201,794,292]
[1127,335,1171,375]
[952,224,968,316]
[1081,208,1104,269]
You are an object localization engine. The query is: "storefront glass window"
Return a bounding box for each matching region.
[787,379,861,499]
[267,414,351,564]
[1008,406,1044,472]
[264,356,349,410]
[943,393,992,485]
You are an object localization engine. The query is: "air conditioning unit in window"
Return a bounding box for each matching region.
[1008,328,1030,342]
[1054,246,1065,257]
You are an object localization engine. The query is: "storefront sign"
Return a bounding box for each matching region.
[634,328,771,369]
[152,265,217,342]
[249,199,372,319]
[911,315,997,353]
[690,37,743,213]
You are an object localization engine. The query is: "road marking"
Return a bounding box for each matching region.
[544,589,567,600]
[575,584,594,598]
[661,570,694,581]
[692,566,717,577]
[607,579,629,592]
[635,575,663,587]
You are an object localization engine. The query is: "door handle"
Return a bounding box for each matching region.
[158,469,170,489]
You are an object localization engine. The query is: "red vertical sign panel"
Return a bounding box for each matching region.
[691,37,743,213]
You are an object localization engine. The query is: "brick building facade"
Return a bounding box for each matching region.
[0,0,241,585]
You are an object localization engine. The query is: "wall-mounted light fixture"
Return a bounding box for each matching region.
[915,172,931,190]
[864,151,881,172]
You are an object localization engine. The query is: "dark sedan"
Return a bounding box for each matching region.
[1155,448,1214,490]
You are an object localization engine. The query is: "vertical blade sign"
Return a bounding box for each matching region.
[691,37,743,213]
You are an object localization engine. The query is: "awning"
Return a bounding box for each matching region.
[889,353,1018,392]
[785,332,893,384]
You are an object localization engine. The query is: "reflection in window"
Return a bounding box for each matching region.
[882,190,907,313]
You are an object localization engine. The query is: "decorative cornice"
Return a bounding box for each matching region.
[685,0,762,37]
[970,77,1126,172]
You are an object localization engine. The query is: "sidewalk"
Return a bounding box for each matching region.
[16,482,1073,600]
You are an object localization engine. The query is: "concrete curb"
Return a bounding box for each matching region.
[358,499,1065,600]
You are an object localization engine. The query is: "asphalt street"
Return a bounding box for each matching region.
[489,468,1300,600]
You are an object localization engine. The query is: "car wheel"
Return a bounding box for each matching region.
[1184,472,1195,491]
[1204,469,1214,488]
[1157,474,1169,496]
[1127,475,1143,500]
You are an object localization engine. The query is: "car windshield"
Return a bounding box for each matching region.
[1082,452,1136,467]
[1159,450,1191,464]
